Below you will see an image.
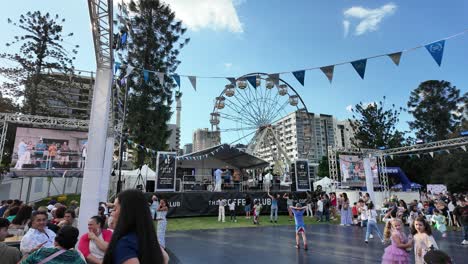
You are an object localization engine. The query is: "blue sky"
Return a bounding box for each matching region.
[1,0,467,147]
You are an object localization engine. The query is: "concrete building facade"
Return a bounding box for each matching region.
[192,128,221,152]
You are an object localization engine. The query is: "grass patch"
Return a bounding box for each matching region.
[166,215,339,232]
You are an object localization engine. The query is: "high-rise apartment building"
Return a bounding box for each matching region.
[253,111,336,165]
[166,124,180,151]
[334,119,354,149]
[192,128,221,152]
[183,143,193,154]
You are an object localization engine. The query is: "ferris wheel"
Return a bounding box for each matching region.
[210,73,312,174]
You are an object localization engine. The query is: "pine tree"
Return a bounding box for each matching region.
[116,0,189,166]
[0,11,78,115]
[349,97,406,149]
[407,80,467,142]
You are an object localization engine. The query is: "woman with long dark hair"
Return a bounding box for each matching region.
[102,189,168,264]
[10,205,33,229]
[340,193,353,226]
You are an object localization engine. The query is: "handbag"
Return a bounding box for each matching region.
[37,249,66,264]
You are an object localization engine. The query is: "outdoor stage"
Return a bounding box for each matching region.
[166,224,466,264]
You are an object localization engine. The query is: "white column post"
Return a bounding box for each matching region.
[100,136,115,202]
[363,157,375,203]
[78,67,113,235]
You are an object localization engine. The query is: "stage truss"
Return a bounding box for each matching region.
[328,136,468,199]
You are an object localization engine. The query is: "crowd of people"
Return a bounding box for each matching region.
[0,190,170,264]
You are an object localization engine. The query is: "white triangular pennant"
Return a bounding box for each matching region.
[188,76,196,91]
[416,154,420,158]
[445,149,450,154]
[157,72,165,86]
[461,146,467,152]
[429,152,434,158]
[125,65,135,77]
[390,155,394,160]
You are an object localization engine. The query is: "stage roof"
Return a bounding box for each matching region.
[178,144,269,169]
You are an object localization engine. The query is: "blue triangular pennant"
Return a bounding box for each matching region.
[121,32,127,45]
[114,62,121,74]
[246,76,257,88]
[351,59,367,79]
[172,74,181,88]
[143,70,149,83]
[292,70,305,86]
[425,40,445,66]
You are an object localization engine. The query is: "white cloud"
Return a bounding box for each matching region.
[343,3,397,36]
[345,105,353,112]
[224,62,233,70]
[343,20,350,37]
[163,0,244,33]
[363,102,377,109]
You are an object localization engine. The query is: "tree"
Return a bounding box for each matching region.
[317,156,329,177]
[0,11,78,115]
[349,97,406,149]
[116,0,189,166]
[407,80,467,142]
[0,91,18,113]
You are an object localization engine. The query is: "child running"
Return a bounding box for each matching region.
[364,202,384,243]
[290,203,308,250]
[412,216,439,264]
[431,209,447,238]
[381,218,412,264]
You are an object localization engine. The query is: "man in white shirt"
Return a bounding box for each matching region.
[14,139,28,169]
[218,198,227,222]
[263,172,273,191]
[214,168,223,192]
[20,211,56,255]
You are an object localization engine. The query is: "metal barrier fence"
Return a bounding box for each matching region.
[0,176,83,203]
[11,151,86,170]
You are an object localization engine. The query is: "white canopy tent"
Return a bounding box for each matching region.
[313,177,338,194]
[120,165,156,190]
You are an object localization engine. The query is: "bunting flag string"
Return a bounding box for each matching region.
[382,145,467,159]
[112,28,468,90]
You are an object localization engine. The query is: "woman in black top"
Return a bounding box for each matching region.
[103,189,168,264]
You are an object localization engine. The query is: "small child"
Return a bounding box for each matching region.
[365,202,384,243]
[431,209,447,238]
[412,216,439,264]
[408,205,419,228]
[290,203,308,250]
[228,200,237,222]
[218,198,226,222]
[316,196,323,222]
[253,200,262,225]
[381,218,412,264]
[352,202,359,225]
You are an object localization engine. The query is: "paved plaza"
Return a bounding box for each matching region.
[167,224,466,264]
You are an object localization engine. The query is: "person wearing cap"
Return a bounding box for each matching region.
[289,203,308,250]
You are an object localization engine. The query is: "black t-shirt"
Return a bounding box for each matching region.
[245,197,252,206]
[454,205,468,225]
